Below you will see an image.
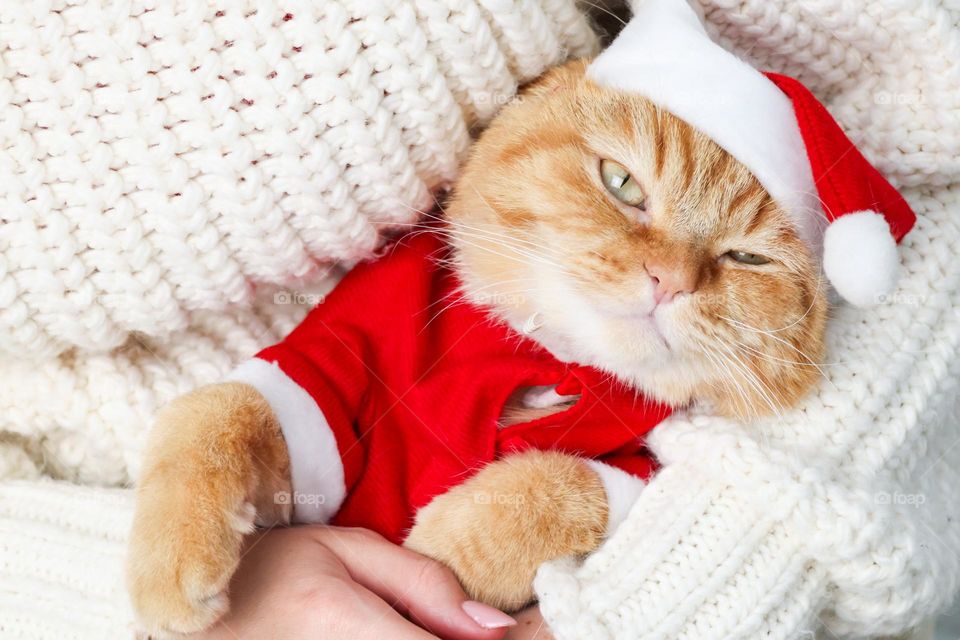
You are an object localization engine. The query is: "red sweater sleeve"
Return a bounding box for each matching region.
[255,310,372,495]
[227,232,445,523]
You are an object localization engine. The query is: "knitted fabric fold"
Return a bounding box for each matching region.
[0,0,597,359]
[0,0,597,486]
[2,0,959,639]
[533,1,960,634]
[0,481,136,639]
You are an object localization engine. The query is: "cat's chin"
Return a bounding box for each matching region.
[502,306,706,409]
[463,268,711,409]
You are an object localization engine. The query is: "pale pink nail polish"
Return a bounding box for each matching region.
[462,600,517,629]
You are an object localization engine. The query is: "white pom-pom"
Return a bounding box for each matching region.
[822,210,900,307]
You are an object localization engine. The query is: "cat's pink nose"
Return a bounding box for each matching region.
[647,260,698,304]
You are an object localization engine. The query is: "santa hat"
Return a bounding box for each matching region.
[587,0,915,307]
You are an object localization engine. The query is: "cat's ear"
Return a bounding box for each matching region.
[519,59,589,99]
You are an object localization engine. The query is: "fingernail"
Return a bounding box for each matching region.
[462,600,517,629]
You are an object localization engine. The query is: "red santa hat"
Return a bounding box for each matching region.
[587,0,916,307]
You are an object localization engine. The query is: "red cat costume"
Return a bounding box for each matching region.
[229,231,671,543]
[228,0,919,545]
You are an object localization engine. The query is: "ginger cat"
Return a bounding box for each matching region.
[127,60,825,636]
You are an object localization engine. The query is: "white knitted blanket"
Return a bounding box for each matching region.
[0,0,597,485]
[1,1,959,639]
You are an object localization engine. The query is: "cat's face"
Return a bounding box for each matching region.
[445,61,826,420]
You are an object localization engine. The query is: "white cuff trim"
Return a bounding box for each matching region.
[585,460,646,535]
[227,359,346,524]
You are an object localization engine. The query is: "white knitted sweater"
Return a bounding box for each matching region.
[1,1,958,639]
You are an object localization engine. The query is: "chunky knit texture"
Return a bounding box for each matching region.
[0,0,596,486]
[0,1,958,639]
[0,0,596,360]
[0,2,597,637]
[0,481,135,639]
[536,184,960,639]
[532,1,960,638]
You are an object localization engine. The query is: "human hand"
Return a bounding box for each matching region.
[190,525,517,640]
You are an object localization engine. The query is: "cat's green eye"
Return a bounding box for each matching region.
[727,250,771,266]
[600,159,646,209]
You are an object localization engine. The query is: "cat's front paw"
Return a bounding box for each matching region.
[127,475,255,637]
[404,450,608,611]
[126,383,291,638]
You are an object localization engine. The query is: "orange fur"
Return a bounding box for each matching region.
[404,451,608,611]
[407,61,825,609]
[127,383,291,637]
[127,59,827,633]
[447,60,826,419]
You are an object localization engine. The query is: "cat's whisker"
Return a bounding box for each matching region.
[698,344,756,420]
[737,351,789,419]
[727,337,842,370]
[716,262,827,335]
[400,199,564,264]
[421,203,564,258]
[697,343,745,415]
[460,188,592,261]
[720,341,787,417]
[369,219,462,249]
[440,228,570,275]
[395,205,570,273]
[422,277,539,312]
[578,0,628,27]
[395,202,632,299]
[714,340,787,419]
[362,218,548,296]
[701,339,782,420]
[695,347,735,399]
[420,286,547,331]
[460,287,549,313]
[719,316,833,387]
[448,227,570,272]
[427,277,537,308]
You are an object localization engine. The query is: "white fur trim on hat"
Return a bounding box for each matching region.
[822,211,901,307]
[587,0,823,251]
